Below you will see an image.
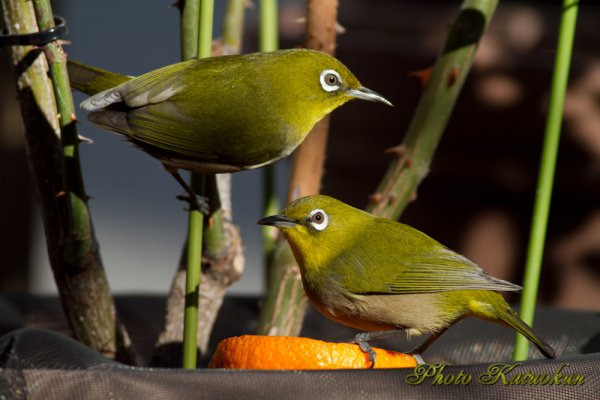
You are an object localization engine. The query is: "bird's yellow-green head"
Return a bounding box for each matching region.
[258,195,373,269]
[276,49,392,111]
[256,49,392,141]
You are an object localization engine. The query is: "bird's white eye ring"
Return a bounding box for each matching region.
[308,208,329,231]
[320,69,341,92]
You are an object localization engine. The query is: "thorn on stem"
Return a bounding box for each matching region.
[56,190,66,197]
[408,67,433,88]
[409,191,418,203]
[405,158,413,168]
[448,65,460,86]
[78,135,93,144]
[384,144,406,158]
[369,192,383,204]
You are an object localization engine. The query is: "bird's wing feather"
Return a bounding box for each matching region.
[336,219,521,295]
[119,61,194,107]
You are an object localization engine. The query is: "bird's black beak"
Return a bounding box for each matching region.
[348,86,393,106]
[257,215,298,228]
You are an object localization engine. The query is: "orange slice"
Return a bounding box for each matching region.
[209,335,417,369]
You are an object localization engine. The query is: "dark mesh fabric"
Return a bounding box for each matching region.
[0,295,598,399]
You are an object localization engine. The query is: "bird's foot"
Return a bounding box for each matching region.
[353,332,377,369]
[176,194,210,215]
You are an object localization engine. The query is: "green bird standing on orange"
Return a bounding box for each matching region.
[258,195,556,364]
[68,49,391,210]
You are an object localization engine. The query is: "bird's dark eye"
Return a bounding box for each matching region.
[308,208,329,230]
[311,211,324,224]
[320,69,341,92]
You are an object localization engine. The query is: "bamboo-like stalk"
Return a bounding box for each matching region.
[260,0,280,284]
[222,0,245,55]
[180,0,215,370]
[2,0,133,362]
[513,0,578,361]
[181,0,200,60]
[366,0,498,219]
[257,0,339,336]
[179,0,203,370]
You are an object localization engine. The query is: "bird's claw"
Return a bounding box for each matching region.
[353,332,377,368]
[176,194,211,215]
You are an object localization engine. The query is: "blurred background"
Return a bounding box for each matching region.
[2,0,600,311]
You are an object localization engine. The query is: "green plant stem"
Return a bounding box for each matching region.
[153,0,244,366]
[180,0,201,370]
[367,0,497,219]
[513,0,578,361]
[181,0,214,370]
[260,0,280,285]
[181,0,200,59]
[183,174,205,369]
[260,0,278,52]
[222,0,245,55]
[198,0,214,59]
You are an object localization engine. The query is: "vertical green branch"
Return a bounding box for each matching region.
[154,0,244,367]
[198,0,214,58]
[260,0,280,280]
[180,0,214,370]
[513,0,578,361]
[181,0,200,59]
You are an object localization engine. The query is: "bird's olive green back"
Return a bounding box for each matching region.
[280,195,521,295]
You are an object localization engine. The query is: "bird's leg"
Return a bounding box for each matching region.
[167,169,210,215]
[352,330,406,368]
[408,326,450,359]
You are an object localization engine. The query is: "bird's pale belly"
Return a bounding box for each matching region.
[308,287,462,336]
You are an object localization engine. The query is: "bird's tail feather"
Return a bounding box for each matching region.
[67,60,131,96]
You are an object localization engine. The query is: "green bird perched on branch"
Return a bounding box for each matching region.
[68,49,391,211]
[258,195,556,365]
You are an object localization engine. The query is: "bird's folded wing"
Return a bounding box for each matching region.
[385,249,522,293]
[338,242,521,295]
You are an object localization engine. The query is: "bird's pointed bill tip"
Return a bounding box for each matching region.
[349,86,393,106]
[257,215,298,228]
